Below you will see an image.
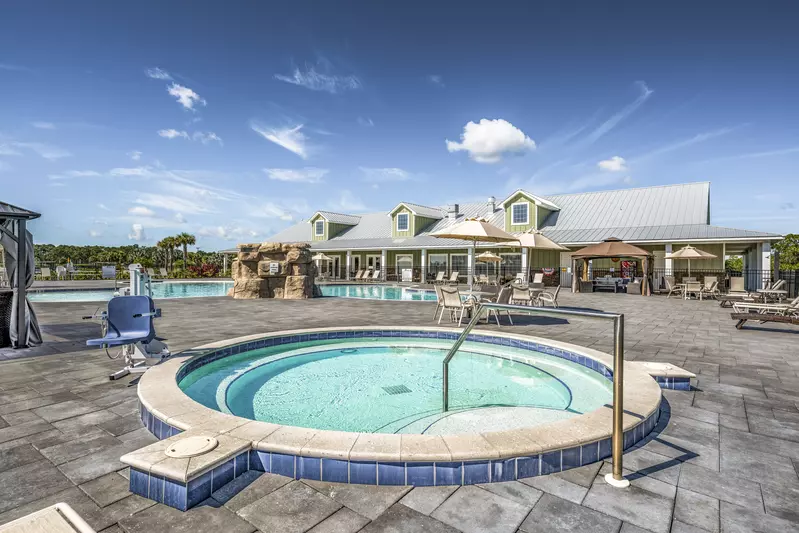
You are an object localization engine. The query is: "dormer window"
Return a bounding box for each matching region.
[396,213,409,232]
[314,220,325,236]
[511,202,529,225]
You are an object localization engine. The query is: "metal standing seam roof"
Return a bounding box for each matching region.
[255,182,780,250]
[313,211,362,225]
[391,201,445,219]
[0,201,41,221]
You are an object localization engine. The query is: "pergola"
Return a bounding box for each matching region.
[570,237,653,296]
[0,201,42,348]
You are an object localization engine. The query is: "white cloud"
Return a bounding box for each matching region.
[250,202,297,221]
[357,117,374,127]
[110,166,152,177]
[597,156,627,172]
[330,190,366,212]
[135,192,212,215]
[158,129,189,139]
[275,66,361,94]
[446,119,536,163]
[263,167,328,183]
[10,142,72,160]
[127,150,142,161]
[167,83,206,111]
[0,63,33,73]
[251,123,309,159]
[359,167,412,183]
[586,81,653,144]
[174,213,187,223]
[0,144,22,156]
[128,205,156,217]
[98,203,111,211]
[88,229,103,238]
[128,224,147,241]
[428,75,445,87]
[198,225,260,241]
[634,127,739,161]
[48,170,102,180]
[31,121,55,130]
[145,67,172,80]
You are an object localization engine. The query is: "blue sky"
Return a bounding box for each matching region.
[2,1,798,250]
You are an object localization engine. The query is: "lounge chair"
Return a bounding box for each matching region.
[56,265,67,280]
[699,276,719,300]
[438,287,476,326]
[432,271,446,285]
[159,267,169,279]
[731,313,799,330]
[352,269,364,282]
[487,286,514,326]
[147,267,158,279]
[729,276,746,293]
[368,270,381,282]
[39,267,52,280]
[538,285,561,308]
[758,279,788,302]
[732,295,799,316]
[446,271,460,286]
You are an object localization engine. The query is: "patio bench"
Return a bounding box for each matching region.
[731,312,799,330]
[593,278,620,293]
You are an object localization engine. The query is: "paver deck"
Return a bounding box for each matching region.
[1,290,798,532]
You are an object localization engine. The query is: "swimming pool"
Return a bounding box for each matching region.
[28,281,234,302]
[319,284,437,301]
[179,335,612,434]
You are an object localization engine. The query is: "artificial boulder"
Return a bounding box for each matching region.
[230,242,317,299]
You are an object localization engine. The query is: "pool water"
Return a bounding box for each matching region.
[28,281,234,302]
[179,338,612,435]
[320,284,437,301]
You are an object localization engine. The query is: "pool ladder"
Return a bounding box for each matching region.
[442,302,630,488]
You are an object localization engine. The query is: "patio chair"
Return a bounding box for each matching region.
[487,275,498,286]
[477,274,490,285]
[699,276,719,300]
[446,271,460,286]
[684,276,697,283]
[38,267,52,280]
[433,284,445,320]
[515,273,526,283]
[684,281,702,300]
[538,285,561,308]
[511,284,533,306]
[532,273,544,284]
[438,287,475,327]
[369,270,381,282]
[401,269,413,283]
[664,277,682,299]
[159,267,169,279]
[729,277,746,293]
[432,271,446,285]
[352,269,364,282]
[487,286,514,326]
[146,267,158,279]
[56,265,67,280]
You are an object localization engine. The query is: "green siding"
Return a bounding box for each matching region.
[504,192,536,232]
[328,222,350,239]
[392,208,414,238]
[309,214,327,241]
[414,215,439,234]
[536,206,554,230]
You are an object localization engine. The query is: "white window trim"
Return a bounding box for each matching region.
[449,253,468,274]
[396,213,410,232]
[510,202,529,225]
[396,254,414,271]
[314,220,325,236]
[428,253,448,269]
[366,254,382,270]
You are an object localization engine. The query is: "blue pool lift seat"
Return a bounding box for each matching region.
[85,295,168,379]
[86,296,156,347]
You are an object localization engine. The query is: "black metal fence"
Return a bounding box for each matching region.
[317,265,564,287]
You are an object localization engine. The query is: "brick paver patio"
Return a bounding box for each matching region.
[1,290,798,532]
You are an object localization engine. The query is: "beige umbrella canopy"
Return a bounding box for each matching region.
[515,229,569,251]
[431,218,519,289]
[475,251,504,263]
[665,245,717,276]
[311,252,333,261]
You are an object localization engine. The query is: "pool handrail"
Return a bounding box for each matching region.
[442,302,630,488]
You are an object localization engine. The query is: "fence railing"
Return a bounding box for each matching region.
[316,265,564,286]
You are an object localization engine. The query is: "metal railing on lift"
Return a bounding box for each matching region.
[441,302,630,488]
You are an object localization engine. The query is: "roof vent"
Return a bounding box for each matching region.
[487,196,496,216]
[447,204,459,219]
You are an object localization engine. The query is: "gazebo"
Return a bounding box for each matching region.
[570,237,653,295]
[0,201,42,348]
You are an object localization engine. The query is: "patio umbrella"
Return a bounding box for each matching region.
[513,229,568,282]
[665,245,717,276]
[475,251,504,262]
[311,252,333,277]
[430,218,519,289]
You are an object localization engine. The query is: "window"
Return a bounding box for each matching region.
[314,220,325,236]
[511,202,529,225]
[450,254,468,277]
[500,253,522,278]
[396,213,409,232]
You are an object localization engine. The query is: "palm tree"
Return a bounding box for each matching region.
[157,237,176,272]
[175,232,196,268]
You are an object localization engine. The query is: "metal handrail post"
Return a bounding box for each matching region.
[440,301,629,488]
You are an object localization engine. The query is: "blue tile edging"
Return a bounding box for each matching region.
[134,327,662,511]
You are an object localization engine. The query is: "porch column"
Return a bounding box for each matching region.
[381,249,387,281]
[421,249,427,284]
[223,254,227,276]
[467,247,474,287]
[762,242,771,287]
[16,219,28,348]
[346,251,352,281]
[521,248,528,282]
[664,243,673,275]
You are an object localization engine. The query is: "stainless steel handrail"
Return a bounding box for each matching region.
[441,302,629,487]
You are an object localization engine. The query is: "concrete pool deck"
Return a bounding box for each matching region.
[1,292,798,532]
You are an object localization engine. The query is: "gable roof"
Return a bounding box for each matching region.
[389,202,444,219]
[500,189,560,211]
[0,201,41,221]
[311,211,361,225]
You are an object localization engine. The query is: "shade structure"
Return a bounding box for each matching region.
[0,201,42,348]
[570,238,653,296]
[512,229,568,283]
[475,251,504,263]
[430,218,519,289]
[311,253,333,261]
[665,245,717,276]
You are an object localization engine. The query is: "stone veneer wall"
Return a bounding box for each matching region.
[229,242,321,299]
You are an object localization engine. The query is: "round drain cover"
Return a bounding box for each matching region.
[165,436,218,458]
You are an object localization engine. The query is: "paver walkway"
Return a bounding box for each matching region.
[1,292,798,532]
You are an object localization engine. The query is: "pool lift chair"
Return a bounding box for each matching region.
[84,264,169,380]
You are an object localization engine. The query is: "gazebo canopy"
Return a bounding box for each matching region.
[571,237,651,259]
[0,201,41,222]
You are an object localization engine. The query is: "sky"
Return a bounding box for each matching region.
[2,1,798,251]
